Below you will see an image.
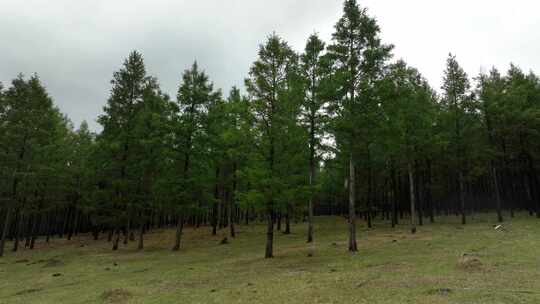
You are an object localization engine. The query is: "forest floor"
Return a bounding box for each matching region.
[1,214,540,304]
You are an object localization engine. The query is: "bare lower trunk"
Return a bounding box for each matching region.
[29,215,39,249]
[264,205,274,258]
[228,196,235,238]
[137,222,144,250]
[307,197,314,242]
[307,159,315,243]
[112,229,120,251]
[408,162,417,234]
[172,216,184,251]
[13,215,22,252]
[230,163,237,238]
[348,152,358,252]
[124,217,130,245]
[45,213,52,243]
[426,159,435,224]
[0,208,11,257]
[68,211,78,241]
[458,171,466,225]
[491,164,503,223]
[92,226,99,240]
[284,204,291,235]
[390,162,398,228]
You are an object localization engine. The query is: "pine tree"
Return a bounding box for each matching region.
[0,74,66,255]
[130,87,173,249]
[171,62,220,251]
[441,54,471,225]
[98,50,153,250]
[299,33,329,243]
[327,0,392,252]
[380,60,437,233]
[245,34,299,258]
[477,68,506,222]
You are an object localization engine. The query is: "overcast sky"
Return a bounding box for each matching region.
[2,0,539,131]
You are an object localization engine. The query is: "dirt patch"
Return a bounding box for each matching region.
[457,255,483,271]
[101,288,133,303]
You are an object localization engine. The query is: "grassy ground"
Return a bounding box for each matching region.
[1,214,540,304]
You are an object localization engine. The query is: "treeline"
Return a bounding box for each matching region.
[1,0,540,258]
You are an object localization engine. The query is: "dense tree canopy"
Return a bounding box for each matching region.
[1,0,540,259]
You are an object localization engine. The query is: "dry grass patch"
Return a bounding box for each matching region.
[101,288,133,303]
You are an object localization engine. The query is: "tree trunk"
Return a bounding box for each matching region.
[230,163,237,238]
[124,216,131,245]
[366,160,373,229]
[348,151,358,252]
[172,216,184,251]
[307,155,315,243]
[137,221,144,250]
[92,226,99,240]
[265,205,274,258]
[390,162,398,228]
[0,208,11,257]
[212,167,220,235]
[458,171,466,225]
[67,210,77,241]
[408,162,417,234]
[491,163,503,223]
[426,159,435,224]
[112,229,120,251]
[45,213,52,243]
[29,214,39,249]
[284,204,291,235]
[533,171,540,219]
[229,194,235,239]
[13,214,22,252]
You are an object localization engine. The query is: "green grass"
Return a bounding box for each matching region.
[1,214,540,304]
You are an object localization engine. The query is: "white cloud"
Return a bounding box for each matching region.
[1,0,539,130]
